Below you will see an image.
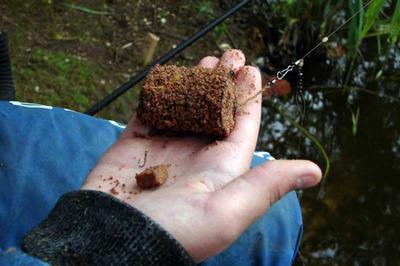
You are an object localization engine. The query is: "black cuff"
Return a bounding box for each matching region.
[22,190,195,266]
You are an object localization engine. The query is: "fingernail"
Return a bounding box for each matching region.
[296,176,316,189]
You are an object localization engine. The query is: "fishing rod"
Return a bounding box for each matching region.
[85,0,251,115]
[0,32,15,101]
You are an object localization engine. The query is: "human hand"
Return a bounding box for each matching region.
[82,49,322,262]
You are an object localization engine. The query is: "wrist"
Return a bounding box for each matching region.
[22,190,195,265]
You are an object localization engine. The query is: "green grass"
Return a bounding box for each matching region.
[11,28,25,47]
[361,0,385,38]
[14,49,103,112]
[390,0,400,43]
[196,0,214,18]
[350,107,360,136]
[263,0,398,59]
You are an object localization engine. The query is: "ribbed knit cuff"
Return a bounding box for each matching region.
[22,190,195,266]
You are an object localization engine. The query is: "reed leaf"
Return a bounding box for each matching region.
[347,0,364,56]
[361,0,385,38]
[272,104,331,179]
[390,0,400,43]
[351,107,360,136]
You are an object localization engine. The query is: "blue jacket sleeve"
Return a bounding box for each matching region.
[0,248,48,266]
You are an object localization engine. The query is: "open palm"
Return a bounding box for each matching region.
[82,50,321,262]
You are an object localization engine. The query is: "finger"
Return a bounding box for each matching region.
[218,49,245,71]
[210,160,322,237]
[198,56,219,69]
[225,66,262,158]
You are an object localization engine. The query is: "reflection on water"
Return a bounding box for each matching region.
[256,40,400,264]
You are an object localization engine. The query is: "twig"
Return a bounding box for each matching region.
[1,15,20,28]
[143,32,160,66]
[61,3,112,15]
[151,30,185,41]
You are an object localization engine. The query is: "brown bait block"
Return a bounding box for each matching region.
[137,64,237,137]
[135,164,168,189]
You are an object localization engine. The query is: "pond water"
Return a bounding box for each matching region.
[255,32,400,264]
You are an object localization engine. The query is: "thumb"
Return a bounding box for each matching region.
[210,159,322,237]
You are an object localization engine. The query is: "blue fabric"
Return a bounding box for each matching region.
[0,101,302,265]
[0,248,48,266]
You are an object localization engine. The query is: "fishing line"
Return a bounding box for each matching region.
[237,59,304,107]
[240,0,375,107]
[300,0,374,60]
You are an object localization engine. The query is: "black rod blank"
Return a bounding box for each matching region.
[0,32,15,101]
[85,0,250,115]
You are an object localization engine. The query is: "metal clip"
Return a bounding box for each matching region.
[277,64,294,80]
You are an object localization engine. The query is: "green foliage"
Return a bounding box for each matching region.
[390,0,400,43]
[15,49,101,111]
[346,0,398,57]
[10,28,25,47]
[196,0,214,18]
[195,0,225,41]
[350,107,360,136]
[361,0,385,38]
[213,23,228,41]
[269,0,303,26]
[263,0,396,58]
[347,0,364,56]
